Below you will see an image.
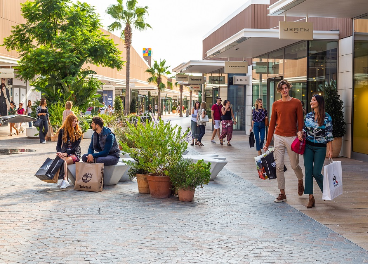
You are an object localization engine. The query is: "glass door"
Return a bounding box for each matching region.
[267,77,283,116]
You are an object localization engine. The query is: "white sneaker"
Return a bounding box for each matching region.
[60,180,70,189]
[41,141,46,144]
[211,140,216,144]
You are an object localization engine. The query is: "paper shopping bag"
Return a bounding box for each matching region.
[260,151,287,180]
[35,157,63,183]
[322,160,343,200]
[74,162,104,192]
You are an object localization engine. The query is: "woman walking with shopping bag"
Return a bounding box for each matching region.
[299,94,333,208]
[36,98,49,144]
[250,98,268,155]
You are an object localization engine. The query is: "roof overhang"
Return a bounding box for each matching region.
[206,28,339,59]
[0,56,18,67]
[269,0,368,19]
[172,60,225,74]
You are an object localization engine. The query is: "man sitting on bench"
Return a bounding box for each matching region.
[82,116,120,166]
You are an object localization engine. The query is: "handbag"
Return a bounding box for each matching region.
[200,115,209,122]
[33,118,42,127]
[249,132,255,148]
[322,159,343,200]
[291,137,306,155]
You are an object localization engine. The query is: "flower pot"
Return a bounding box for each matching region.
[328,137,342,158]
[178,188,195,202]
[50,133,58,142]
[136,174,150,194]
[147,175,172,198]
[172,110,177,114]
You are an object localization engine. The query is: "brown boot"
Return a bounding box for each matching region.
[298,181,304,196]
[307,195,315,208]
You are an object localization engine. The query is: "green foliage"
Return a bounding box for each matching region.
[47,102,64,131]
[130,97,137,113]
[172,105,176,111]
[168,159,211,190]
[146,59,171,119]
[324,82,346,138]
[76,113,91,133]
[114,96,123,116]
[3,0,125,107]
[120,119,189,177]
[98,113,117,127]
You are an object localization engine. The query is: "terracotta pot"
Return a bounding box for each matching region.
[136,174,150,194]
[118,145,123,150]
[50,133,58,142]
[178,188,195,202]
[172,110,177,114]
[326,137,342,158]
[147,175,172,198]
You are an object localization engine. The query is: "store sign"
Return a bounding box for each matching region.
[255,62,268,74]
[279,21,313,40]
[208,76,225,84]
[233,76,250,85]
[188,76,205,85]
[190,85,201,90]
[139,90,149,95]
[224,61,248,74]
[0,68,14,78]
[150,91,158,96]
[176,74,189,82]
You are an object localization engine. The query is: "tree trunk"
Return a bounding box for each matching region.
[179,84,183,117]
[125,45,130,115]
[157,83,161,120]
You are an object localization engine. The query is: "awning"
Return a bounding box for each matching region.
[173,60,225,74]
[205,28,339,59]
[269,0,368,19]
[0,56,18,67]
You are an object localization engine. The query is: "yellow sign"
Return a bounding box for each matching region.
[279,21,313,40]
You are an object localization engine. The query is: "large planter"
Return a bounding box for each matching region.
[147,175,172,198]
[172,110,177,114]
[26,127,38,138]
[83,129,93,139]
[331,137,342,158]
[178,188,195,202]
[51,132,58,142]
[136,174,150,194]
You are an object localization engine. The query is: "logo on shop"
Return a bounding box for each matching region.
[333,175,339,187]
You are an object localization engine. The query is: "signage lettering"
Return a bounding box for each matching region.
[279,21,313,40]
[224,62,248,74]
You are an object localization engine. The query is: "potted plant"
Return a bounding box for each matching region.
[168,159,211,202]
[130,97,137,114]
[172,105,177,114]
[120,118,189,198]
[324,81,346,157]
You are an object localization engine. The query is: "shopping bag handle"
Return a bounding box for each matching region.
[328,158,334,164]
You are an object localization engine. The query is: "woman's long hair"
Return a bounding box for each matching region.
[313,94,325,127]
[40,98,46,106]
[255,98,263,111]
[59,113,83,143]
[194,101,200,110]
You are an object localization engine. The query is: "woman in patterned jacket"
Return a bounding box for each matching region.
[298,95,333,208]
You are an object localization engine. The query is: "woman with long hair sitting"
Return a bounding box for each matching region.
[56,113,83,189]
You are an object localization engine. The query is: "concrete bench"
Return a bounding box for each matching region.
[182,155,227,181]
[26,127,38,138]
[67,162,129,186]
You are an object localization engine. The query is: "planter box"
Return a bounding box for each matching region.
[26,127,38,138]
[83,129,93,139]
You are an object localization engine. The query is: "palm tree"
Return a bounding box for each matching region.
[146,59,171,119]
[107,0,151,115]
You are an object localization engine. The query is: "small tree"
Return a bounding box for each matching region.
[114,96,123,116]
[324,81,346,138]
[130,97,137,113]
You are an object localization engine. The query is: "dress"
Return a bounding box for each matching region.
[0,84,10,116]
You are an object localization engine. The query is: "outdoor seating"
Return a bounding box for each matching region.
[182,155,227,180]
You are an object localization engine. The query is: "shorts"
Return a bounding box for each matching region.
[214,120,221,129]
[69,154,80,164]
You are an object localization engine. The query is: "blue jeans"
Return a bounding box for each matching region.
[28,113,32,127]
[197,125,205,142]
[82,154,119,166]
[253,121,265,151]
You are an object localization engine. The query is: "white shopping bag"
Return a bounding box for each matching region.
[322,159,343,200]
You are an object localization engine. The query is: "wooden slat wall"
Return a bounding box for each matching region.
[355,19,368,33]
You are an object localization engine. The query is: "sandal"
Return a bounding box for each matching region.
[220,139,223,145]
[190,142,194,146]
[198,142,204,146]
[227,142,232,146]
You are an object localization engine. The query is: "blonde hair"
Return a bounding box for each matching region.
[255,98,263,111]
[65,101,73,110]
[200,102,206,109]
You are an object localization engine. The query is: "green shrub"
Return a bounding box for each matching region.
[324,82,346,138]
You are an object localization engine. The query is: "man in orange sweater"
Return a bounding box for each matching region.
[264,80,304,203]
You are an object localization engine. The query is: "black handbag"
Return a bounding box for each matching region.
[33,118,42,127]
[261,151,287,180]
[249,132,255,148]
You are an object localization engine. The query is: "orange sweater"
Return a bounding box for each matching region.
[265,98,304,148]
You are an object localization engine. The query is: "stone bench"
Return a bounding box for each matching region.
[67,162,129,186]
[182,155,227,181]
[26,127,39,138]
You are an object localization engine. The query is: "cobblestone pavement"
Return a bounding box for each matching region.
[0,124,368,263]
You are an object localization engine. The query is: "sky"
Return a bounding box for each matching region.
[76,0,247,72]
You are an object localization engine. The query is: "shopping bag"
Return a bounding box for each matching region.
[249,132,255,148]
[33,118,42,127]
[291,137,306,155]
[254,152,269,180]
[35,157,64,183]
[200,115,209,122]
[322,159,343,200]
[261,151,287,180]
[75,162,104,192]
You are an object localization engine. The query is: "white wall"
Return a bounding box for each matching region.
[246,65,253,135]
[338,36,354,158]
